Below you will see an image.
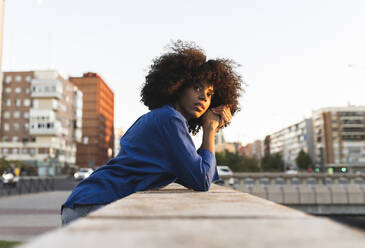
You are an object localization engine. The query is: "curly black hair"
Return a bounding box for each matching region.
[141,40,243,135]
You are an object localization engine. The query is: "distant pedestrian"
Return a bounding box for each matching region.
[61,40,242,225]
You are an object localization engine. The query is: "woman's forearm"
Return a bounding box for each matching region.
[200,126,216,154]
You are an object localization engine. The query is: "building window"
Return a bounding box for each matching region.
[24,99,31,106]
[30,148,36,155]
[15,99,21,106]
[2,136,9,142]
[25,88,31,94]
[5,99,11,106]
[24,123,29,130]
[3,111,10,119]
[13,123,19,131]
[3,123,9,131]
[5,75,12,83]
[12,136,19,142]
[15,87,21,93]
[12,148,19,154]
[15,75,22,82]
[5,87,11,93]
[25,75,32,82]
[13,111,20,119]
[22,148,28,154]
[46,122,54,129]
[24,112,29,119]
[2,148,8,155]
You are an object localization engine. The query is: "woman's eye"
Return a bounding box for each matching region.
[193,86,201,91]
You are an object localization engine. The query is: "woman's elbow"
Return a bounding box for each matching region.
[192,181,211,192]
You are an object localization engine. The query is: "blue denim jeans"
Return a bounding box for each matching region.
[61,204,106,226]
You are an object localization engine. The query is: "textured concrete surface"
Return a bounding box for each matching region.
[0,191,70,241]
[19,184,365,248]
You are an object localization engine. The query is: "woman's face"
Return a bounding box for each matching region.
[174,82,214,120]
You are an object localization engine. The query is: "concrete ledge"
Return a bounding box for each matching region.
[19,183,365,248]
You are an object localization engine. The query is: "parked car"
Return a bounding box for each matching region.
[74,168,94,181]
[215,166,234,186]
[1,170,19,186]
[285,170,298,174]
[217,166,233,176]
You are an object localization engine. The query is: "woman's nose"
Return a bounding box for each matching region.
[199,92,208,101]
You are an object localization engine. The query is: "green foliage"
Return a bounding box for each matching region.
[216,150,260,172]
[295,150,312,171]
[0,158,37,176]
[0,158,11,175]
[261,153,284,172]
[0,240,22,248]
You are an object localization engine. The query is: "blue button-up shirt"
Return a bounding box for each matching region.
[62,104,219,209]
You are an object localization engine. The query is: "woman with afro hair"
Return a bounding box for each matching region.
[61,41,242,225]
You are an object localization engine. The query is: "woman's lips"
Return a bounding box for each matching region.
[194,104,205,112]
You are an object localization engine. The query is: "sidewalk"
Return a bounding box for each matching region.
[0,191,70,241]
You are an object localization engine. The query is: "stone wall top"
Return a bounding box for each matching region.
[19,183,365,248]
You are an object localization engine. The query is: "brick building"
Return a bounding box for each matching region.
[69,72,114,168]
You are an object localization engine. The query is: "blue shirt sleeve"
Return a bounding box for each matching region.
[161,115,218,191]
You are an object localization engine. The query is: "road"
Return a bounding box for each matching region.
[0,186,73,242]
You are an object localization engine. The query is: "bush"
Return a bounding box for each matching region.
[216,150,260,172]
[261,154,284,172]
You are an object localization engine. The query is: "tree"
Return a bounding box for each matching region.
[295,150,312,171]
[0,158,37,176]
[0,158,11,174]
[261,153,284,172]
[215,150,260,172]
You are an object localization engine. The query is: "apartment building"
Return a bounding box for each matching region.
[312,106,365,169]
[243,140,264,160]
[69,72,114,168]
[215,130,242,153]
[0,71,83,175]
[269,118,315,169]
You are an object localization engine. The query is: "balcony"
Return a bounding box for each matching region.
[29,121,62,136]
[31,79,63,99]
[30,109,56,122]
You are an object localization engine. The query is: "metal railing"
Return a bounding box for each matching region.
[221,173,365,186]
[0,177,55,197]
[219,173,365,214]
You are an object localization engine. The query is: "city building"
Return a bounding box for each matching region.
[244,140,264,161]
[69,72,114,168]
[312,106,365,172]
[215,129,225,146]
[0,71,83,175]
[268,118,315,170]
[215,130,242,153]
[243,143,253,158]
[114,127,124,156]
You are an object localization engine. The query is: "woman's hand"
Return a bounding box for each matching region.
[201,105,232,131]
[200,105,232,153]
[201,109,220,131]
[211,105,232,129]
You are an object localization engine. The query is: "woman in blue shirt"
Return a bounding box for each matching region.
[61,41,242,225]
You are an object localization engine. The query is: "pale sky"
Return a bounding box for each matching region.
[3,0,365,145]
